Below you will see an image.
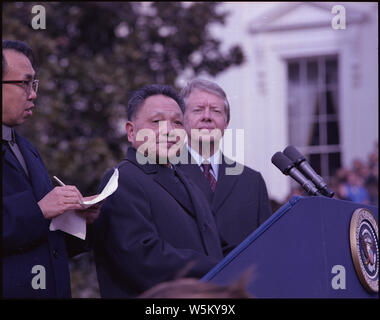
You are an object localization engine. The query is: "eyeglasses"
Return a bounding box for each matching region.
[2,79,39,95]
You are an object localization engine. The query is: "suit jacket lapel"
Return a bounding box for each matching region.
[212,154,240,212]
[153,166,195,216]
[179,151,240,213]
[175,167,223,257]
[16,134,53,201]
[177,151,213,203]
[2,143,27,176]
[125,147,195,216]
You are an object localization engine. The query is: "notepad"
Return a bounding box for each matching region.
[49,168,119,239]
[80,168,119,207]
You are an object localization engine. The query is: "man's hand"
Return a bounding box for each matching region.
[75,195,102,224]
[38,186,84,219]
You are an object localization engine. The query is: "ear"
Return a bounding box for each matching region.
[125,121,135,143]
[224,119,229,130]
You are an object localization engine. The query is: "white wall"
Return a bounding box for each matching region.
[339,4,378,168]
[204,2,378,203]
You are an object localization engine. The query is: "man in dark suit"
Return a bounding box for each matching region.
[93,84,224,298]
[178,79,272,249]
[2,40,99,298]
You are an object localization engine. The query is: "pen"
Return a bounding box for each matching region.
[53,176,85,205]
[53,176,66,186]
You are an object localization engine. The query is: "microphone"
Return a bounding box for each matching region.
[283,146,334,198]
[271,152,322,196]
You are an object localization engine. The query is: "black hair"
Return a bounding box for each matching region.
[127,84,185,120]
[2,40,35,77]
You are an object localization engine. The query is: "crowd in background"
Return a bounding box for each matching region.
[281,141,378,209]
[331,142,378,206]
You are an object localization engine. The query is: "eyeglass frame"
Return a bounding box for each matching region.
[2,79,39,95]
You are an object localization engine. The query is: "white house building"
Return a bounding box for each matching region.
[198,2,378,203]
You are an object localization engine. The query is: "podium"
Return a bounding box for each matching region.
[202,196,378,298]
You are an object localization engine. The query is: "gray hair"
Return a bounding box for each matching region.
[180,79,230,124]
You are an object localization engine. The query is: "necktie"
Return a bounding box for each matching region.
[3,129,29,177]
[201,163,216,192]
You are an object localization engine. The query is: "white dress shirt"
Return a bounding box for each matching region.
[187,144,221,181]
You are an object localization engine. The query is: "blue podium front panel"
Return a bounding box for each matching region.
[203,196,378,298]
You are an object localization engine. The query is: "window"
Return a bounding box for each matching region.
[287,56,341,182]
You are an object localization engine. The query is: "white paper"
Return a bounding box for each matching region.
[49,168,119,239]
[80,168,119,207]
[49,210,87,240]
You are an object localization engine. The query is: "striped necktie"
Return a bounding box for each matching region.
[201,163,216,192]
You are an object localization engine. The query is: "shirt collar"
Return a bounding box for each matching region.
[2,124,14,142]
[186,143,221,180]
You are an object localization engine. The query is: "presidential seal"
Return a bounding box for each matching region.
[350,208,378,293]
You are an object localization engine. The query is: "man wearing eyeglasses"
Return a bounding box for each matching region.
[2,40,99,298]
